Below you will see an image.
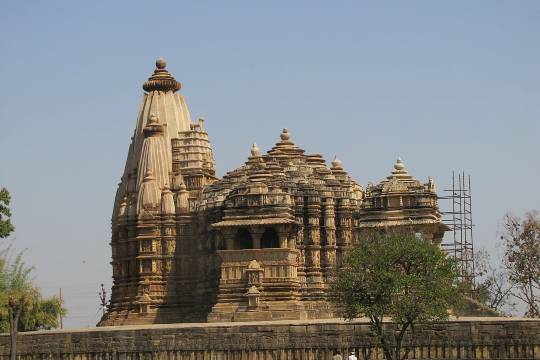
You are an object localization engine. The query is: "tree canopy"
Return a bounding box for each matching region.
[0,187,65,359]
[503,211,540,317]
[0,247,65,333]
[331,231,460,360]
[0,188,15,239]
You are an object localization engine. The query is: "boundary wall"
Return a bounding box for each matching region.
[1,317,539,359]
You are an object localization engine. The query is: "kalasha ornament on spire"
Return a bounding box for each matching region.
[392,156,408,175]
[280,128,290,141]
[142,58,181,93]
[251,143,261,157]
[331,156,343,169]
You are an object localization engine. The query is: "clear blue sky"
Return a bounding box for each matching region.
[0,1,538,327]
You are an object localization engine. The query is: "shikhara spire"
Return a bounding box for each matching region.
[100,59,447,326]
[104,59,217,326]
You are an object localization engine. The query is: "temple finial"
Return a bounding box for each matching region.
[251,143,261,157]
[332,156,343,169]
[394,156,406,171]
[156,57,167,69]
[280,128,290,141]
[143,58,181,93]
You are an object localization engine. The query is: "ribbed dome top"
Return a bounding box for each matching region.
[143,58,181,93]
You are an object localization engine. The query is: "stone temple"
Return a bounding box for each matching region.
[98,59,447,326]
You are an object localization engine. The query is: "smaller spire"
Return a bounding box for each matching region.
[148,113,159,125]
[143,113,165,136]
[251,143,261,157]
[176,182,189,214]
[138,169,160,214]
[161,184,175,215]
[280,128,290,141]
[179,182,187,192]
[306,154,326,168]
[143,169,155,182]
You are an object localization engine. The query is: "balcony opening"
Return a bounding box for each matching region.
[261,228,280,249]
[234,228,253,249]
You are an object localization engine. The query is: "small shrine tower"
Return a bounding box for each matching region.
[358,157,448,244]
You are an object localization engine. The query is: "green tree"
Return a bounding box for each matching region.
[0,247,65,360]
[331,231,460,360]
[503,211,540,317]
[0,188,15,239]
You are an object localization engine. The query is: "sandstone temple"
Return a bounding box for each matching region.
[98,59,447,326]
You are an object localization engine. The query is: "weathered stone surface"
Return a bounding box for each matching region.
[102,59,459,326]
[1,318,540,359]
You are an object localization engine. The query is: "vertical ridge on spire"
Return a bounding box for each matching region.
[136,114,171,194]
[161,184,175,215]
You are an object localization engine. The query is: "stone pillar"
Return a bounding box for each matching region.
[277,226,289,249]
[160,212,177,303]
[222,229,235,250]
[305,194,323,294]
[287,228,296,249]
[321,198,337,282]
[250,227,263,249]
[126,215,138,301]
[111,212,129,303]
[336,198,353,265]
[176,213,199,309]
[136,216,160,309]
[294,195,306,286]
[323,198,336,246]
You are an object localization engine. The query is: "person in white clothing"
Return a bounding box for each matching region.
[348,351,357,360]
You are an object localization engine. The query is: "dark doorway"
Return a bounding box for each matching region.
[261,228,280,248]
[234,228,253,249]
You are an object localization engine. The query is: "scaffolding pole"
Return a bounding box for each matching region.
[440,171,475,286]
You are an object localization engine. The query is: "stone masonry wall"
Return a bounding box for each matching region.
[1,318,539,359]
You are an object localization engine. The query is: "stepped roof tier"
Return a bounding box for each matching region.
[201,128,363,217]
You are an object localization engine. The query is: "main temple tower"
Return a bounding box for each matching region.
[101,59,218,325]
